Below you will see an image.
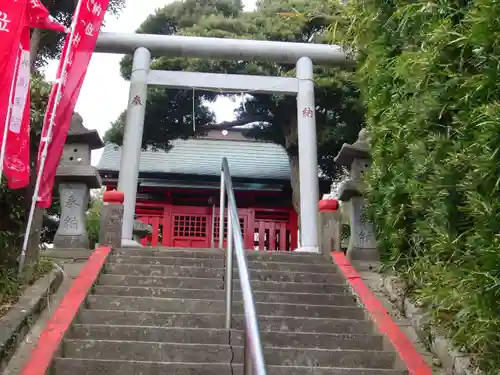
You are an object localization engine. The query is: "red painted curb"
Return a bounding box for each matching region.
[19,246,112,375]
[331,252,433,375]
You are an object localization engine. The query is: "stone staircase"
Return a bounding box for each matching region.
[52,248,407,374]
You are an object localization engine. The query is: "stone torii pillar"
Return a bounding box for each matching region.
[117,47,151,247]
[295,57,320,253]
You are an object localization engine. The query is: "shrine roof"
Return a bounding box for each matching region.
[97,137,291,181]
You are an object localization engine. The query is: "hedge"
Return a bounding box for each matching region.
[331,0,500,372]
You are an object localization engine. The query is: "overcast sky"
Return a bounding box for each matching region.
[42,0,257,165]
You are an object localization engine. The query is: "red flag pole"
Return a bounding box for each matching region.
[0,50,21,182]
[19,0,84,273]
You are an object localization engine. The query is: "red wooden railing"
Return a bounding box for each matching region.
[135,203,297,251]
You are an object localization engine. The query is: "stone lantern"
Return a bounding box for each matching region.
[53,113,103,250]
[334,129,378,264]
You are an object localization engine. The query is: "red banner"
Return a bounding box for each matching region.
[0,0,29,184]
[36,0,109,208]
[27,0,67,33]
[2,0,67,189]
[3,28,31,189]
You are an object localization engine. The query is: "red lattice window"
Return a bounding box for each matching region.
[173,215,208,238]
[214,216,245,239]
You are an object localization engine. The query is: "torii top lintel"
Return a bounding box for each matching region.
[95,32,351,66]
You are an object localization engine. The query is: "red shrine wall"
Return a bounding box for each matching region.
[104,184,298,251]
[135,202,298,251]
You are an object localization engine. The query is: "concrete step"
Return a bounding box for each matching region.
[245,251,330,264]
[109,255,224,268]
[69,324,385,350]
[104,263,224,278]
[113,248,330,264]
[77,310,375,334]
[113,248,226,259]
[70,325,230,345]
[99,274,225,289]
[98,274,349,294]
[92,285,358,306]
[62,339,397,368]
[108,255,336,273]
[104,263,345,284]
[54,358,408,375]
[85,295,366,319]
[63,339,232,363]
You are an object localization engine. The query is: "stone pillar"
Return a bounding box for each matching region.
[334,129,378,264]
[295,56,319,253]
[349,196,377,258]
[318,198,341,257]
[54,113,103,250]
[55,184,90,249]
[99,190,124,248]
[118,47,151,247]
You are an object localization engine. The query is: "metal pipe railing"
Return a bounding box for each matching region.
[220,157,267,375]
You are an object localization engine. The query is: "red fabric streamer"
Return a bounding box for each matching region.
[36,0,109,208]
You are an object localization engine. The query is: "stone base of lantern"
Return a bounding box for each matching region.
[347,246,379,261]
[53,235,90,250]
[54,183,91,251]
[347,246,380,272]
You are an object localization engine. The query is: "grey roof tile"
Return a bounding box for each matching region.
[97,138,291,180]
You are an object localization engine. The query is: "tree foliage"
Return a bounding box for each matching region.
[334,0,500,371]
[32,0,125,70]
[104,0,364,215]
[0,75,52,267]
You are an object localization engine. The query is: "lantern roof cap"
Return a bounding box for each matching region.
[66,112,104,150]
[334,129,370,167]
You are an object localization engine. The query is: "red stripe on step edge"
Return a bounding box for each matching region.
[19,246,112,375]
[331,252,433,375]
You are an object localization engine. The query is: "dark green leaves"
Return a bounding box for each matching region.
[336,0,500,371]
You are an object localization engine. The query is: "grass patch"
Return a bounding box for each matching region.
[0,258,53,318]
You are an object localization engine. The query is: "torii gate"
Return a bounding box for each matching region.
[95,32,350,253]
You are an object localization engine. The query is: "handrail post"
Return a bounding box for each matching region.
[244,330,252,375]
[220,157,267,375]
[219,170,225,249]
[225,209,234,329]
[210,203,216,248]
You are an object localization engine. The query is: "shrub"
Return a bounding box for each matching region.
[86,191,103,250]
[331,0,500,371]
[0,258,53,317]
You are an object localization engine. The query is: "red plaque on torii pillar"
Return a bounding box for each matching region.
[302,107,314,118]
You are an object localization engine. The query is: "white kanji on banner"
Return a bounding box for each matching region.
[82,20,94,36]
[86,0,102,17]
[29,0,42,8]
[72,32,81,47]
[0,11,11,32]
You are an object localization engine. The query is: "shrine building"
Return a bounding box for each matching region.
[97,129,324,251]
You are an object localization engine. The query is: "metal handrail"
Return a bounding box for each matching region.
[219,157,267,375]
